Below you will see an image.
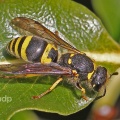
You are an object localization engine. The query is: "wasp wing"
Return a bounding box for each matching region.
[11,17,81,53]
[0,62,72,76]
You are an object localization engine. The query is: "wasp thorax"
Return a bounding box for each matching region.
[59,53,94,81]
[91,66,107,91]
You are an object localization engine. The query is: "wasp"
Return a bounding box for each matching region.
[0,17,117,100]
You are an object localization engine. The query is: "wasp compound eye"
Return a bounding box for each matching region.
[91,66,107,91]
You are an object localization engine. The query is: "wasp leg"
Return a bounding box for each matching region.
[95,86,106,100]
[0,74,26,79]
[76,82,88,100]
[32,77,63,99]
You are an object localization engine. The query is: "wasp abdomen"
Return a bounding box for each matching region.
[6,36,58,63]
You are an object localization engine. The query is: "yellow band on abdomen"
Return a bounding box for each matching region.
[21,36,33,61]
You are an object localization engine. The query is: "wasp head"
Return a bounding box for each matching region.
[91,66,107,91]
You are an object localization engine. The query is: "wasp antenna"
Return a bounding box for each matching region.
[109,72,118,79]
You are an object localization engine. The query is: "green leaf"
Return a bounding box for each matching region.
[11,110,39,120]
[92,0,120,43]
[0,0,120,120]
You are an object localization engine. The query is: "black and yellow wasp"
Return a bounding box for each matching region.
[0,17,117,100]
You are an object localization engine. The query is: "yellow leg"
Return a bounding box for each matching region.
[32,77,63,99]
[76,83,88,101]
[0,74,26,79]
[79,87,88,100]
[0,74,38,79]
